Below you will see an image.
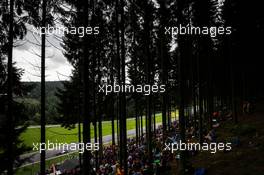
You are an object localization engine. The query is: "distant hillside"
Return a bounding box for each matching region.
[23,81,65,99]
[21,81,65,124]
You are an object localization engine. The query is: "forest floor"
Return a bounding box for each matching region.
[190,102,264,175]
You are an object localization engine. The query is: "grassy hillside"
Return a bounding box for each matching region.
[21,81,64,124]
[23,81,64,99]
[21,114,165,150]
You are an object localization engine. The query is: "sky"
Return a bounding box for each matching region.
[13,25,72,82]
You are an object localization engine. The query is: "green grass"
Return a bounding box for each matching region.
[16,152,79,175]
[21,113,174,150]
[17,112,178,174]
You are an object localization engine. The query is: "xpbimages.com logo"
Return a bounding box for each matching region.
[32,24,100,37]
[32,140,99,154]
[164,141,232,154]
[98,83,166,95]
[165,24,232,38]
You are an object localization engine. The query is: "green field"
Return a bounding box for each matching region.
[16,112,178,174]
[17,152,79,175]
[21,113,178,150]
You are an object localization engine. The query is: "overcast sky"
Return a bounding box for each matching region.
[13,25,72,82]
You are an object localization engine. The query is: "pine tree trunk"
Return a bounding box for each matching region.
[110,70,115,146]
[7,0,14,174]
[78,92,82,168]
[135,99,139,144]
[120,0,127,173]
[111,115,115,145]
[178,46,186,173]
[82,0,91,173]
[159,0,168,134]
[177,0,187,172]
[98,115,103,160]
[143,0,153,163]
[153,102,156,135]
[40,0,47,174]
[197,54,203,144]
[94,121,98,169]
[115,0,123,167]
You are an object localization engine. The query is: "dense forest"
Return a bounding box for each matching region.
[1,0,264,175]
[19,81,145,125]
[20,81,63,125]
